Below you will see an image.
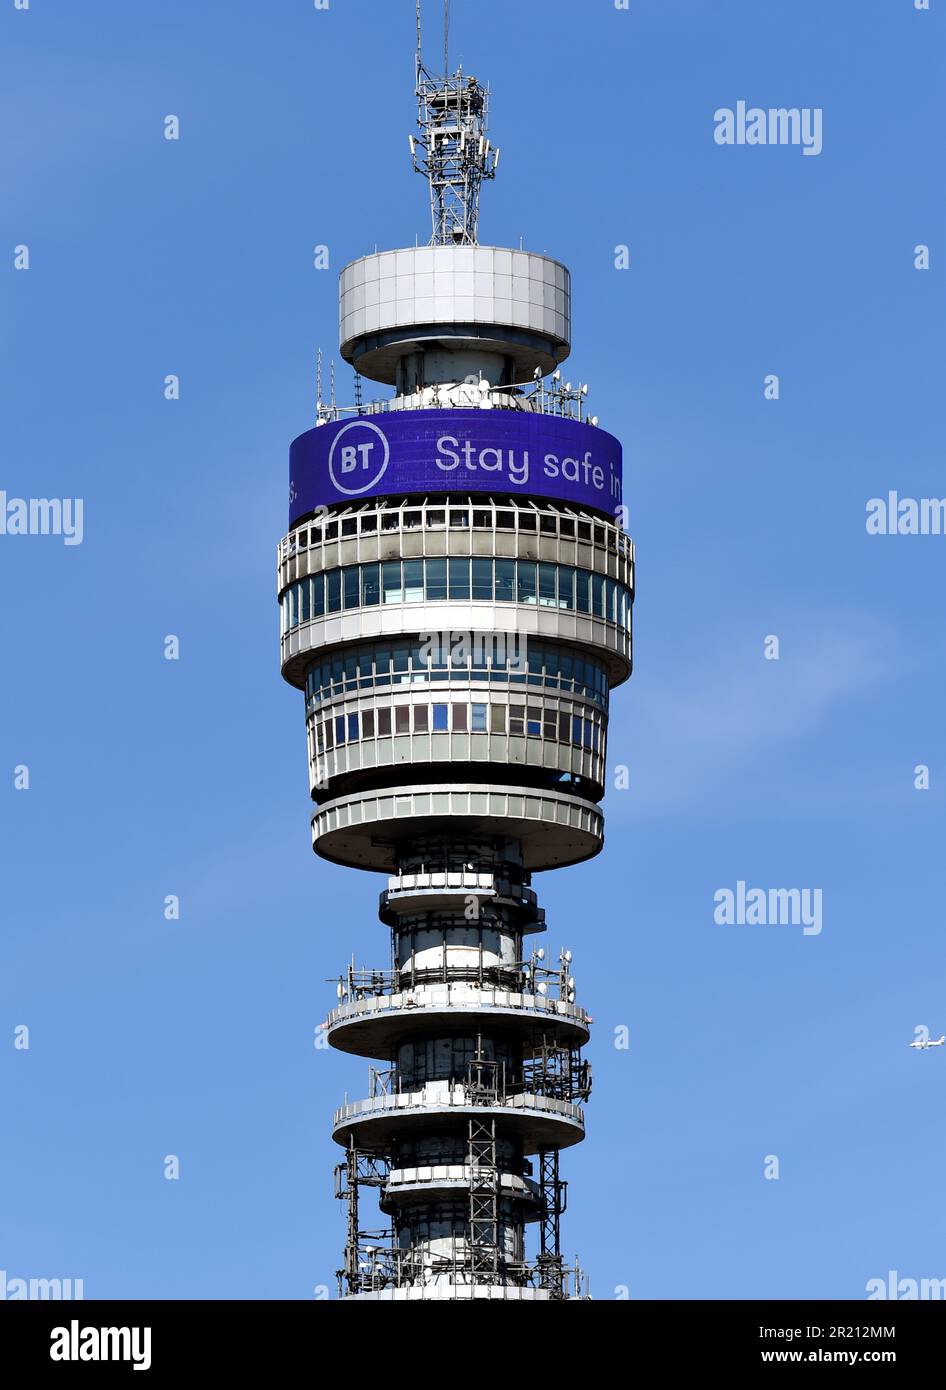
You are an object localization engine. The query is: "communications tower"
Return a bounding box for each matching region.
[278,3,634,1300]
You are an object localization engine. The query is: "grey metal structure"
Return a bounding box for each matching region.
[278,7,634,1301]
[411,0,498,245]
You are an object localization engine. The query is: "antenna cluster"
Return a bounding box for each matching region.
[412,0,499,245]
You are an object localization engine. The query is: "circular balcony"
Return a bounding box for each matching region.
[325,982,590,1057]
[379,867,542,927]
[342,1284,567,1302]
[332,1085,585,1153]
[311,781,603,872]
[380,1164,541,1213]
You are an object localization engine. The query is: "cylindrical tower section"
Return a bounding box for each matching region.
[279,33,632,1306]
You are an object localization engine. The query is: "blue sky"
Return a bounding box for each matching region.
[1,0,943,1300]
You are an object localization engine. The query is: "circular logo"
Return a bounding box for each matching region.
[327,420,390,496]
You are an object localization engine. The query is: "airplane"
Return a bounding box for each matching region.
[909,1035,945,1050]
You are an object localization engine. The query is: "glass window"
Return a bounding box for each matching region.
[559,567,575,610]
[413,705,428,732]
[362,563,380,607]
[432,704,449,732]
[383,561,402,604]
[495,558,515,603]
[301,580,311,623]
[426,557,447,601]
[343,653,357,688]
[335,715,346,745]
[472,557,493,601]
[572,715,583,746]
[509,704,525,736]
[538,564,557,607]
[362,710,375,738]
[559,711,570,741]
[313,572,325,618]
[527,706,542,737]
[576,571,590,614]
[448,557,470,600]
[517,562,537,605]
[374,646,391,687]
[326,570,341,613]
[606,579,616,624]
[377,708,391,736]
[393,644,410,676]
[591,573,604,619]
[490,704,505,733]
[404,559,424,603]
[544,709,557,739]
[324,720,334,749]
[347,713,359,742]
[471,704,487,732]
[343,566,359,609]
[453,704,468,732]
[584,719,594,750]
[395,707,410,734]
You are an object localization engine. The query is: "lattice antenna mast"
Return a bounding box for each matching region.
[411,1,499,245]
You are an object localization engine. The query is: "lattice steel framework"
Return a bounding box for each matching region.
[412,2,499,244]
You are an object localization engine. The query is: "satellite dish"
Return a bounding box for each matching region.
[536,948,545,960]
[563,949,572,963]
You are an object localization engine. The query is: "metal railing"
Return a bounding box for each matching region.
[339,1246,587,1299]
[315,375,598,428]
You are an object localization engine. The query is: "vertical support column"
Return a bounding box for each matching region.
[538,1149,565,1295]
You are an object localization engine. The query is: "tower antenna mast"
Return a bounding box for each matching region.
[411,1,499,245]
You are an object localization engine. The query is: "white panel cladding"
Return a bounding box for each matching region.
[340,245,571,349]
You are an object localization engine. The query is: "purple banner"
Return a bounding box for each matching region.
[289,409,622,527]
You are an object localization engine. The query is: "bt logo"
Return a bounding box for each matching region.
[328,420,390,495]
